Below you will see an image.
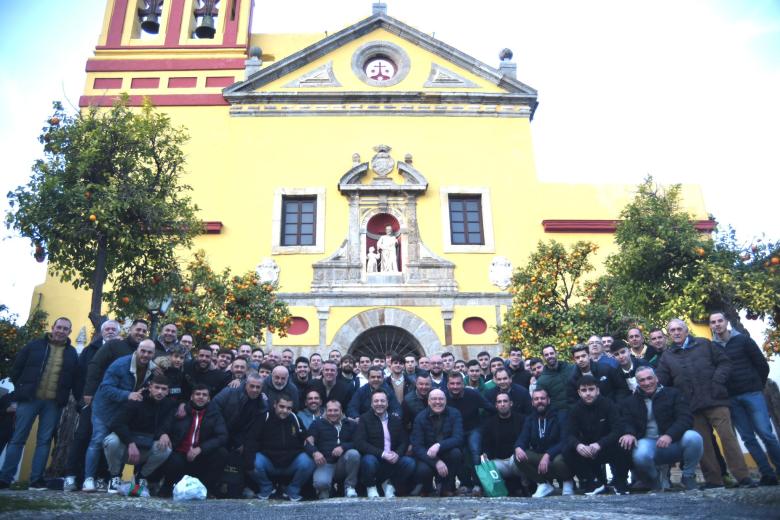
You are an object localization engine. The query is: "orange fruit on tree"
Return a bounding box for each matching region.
[89,214,97,222]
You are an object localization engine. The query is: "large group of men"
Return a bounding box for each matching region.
[1,311,778,502]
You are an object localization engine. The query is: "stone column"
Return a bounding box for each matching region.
[317,307,330,349]
[441,302,454,347]
[405,193,420,263]
[348,193,361,262]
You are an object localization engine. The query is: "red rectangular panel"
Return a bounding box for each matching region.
[205,76,235,87]
[93,78,123,89]
[168,77,197,88]
[130,77,161,89]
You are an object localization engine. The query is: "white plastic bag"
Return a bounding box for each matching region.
[173,475,207,501]
[118,480,150,498]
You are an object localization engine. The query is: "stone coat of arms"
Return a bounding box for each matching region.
[370,144,395,178]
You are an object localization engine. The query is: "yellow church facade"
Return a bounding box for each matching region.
[33,0,712,358]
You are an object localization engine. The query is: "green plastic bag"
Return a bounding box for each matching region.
[475,457,508,497]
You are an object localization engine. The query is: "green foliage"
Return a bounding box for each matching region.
[499,241,610,358]
[117,250,293,349]
[5,96,201,329]
[0,305,49,378]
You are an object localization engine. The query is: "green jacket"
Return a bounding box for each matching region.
[535,360,575,412]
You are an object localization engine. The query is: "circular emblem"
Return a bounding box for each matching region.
[364,57,396,82]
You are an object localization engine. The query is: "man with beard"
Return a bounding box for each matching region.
[292,357,312,408]
[309,353,323,380]
[250,348,264,371]
[411,389,464,497]
[527,357,544,394]
[535,345,575,412]
[83,339,157,492]
[338,355,359,390]
[103,375,175,493]
[481,392,527,495]
[226,356,248,389]
[347,366,401,419]
[297,389,323,430]
[306,400,360,499]
[154,323,180,358]
[309,360,355,411]
[247,394,314,501]
[515,388,573,497]
[264,365,300,410]
[184,347,231,400]
[215,349,234,372]
[403,374,432,433]
[477,351,491,380]
[355,389,415,498]
[161,384,228,497]
[64,319,120,491]
[427,355,448,391]
[480,357,508,395]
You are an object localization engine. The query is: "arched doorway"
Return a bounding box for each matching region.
[330,308,441,356]
[348,325,423,359]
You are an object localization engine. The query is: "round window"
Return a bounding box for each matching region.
[351,41,410,87]
[364,56,397,82]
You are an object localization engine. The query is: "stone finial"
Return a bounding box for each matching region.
[498,48,516,79]
[352,153,361,165]
[404,153,413,164]
[372,2,387,15]
[245,46,263,79]
[76,326,87,350]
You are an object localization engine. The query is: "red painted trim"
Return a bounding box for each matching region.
[165,0,186,47]
[205,76,234,87]
[106,0,130,48]
[79,94,229,107]
[86,58,246,72]
[204,221,223,234]
[95,44,246,50]
[542,219,716,233]
[131,77,161,88]
[223,0,240,46]
[94,77,123,89]
[168,77,197,88]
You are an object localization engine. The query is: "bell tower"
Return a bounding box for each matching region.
[82,0,254,108]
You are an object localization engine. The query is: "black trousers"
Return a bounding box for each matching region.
[563,444,630,486]
[414,447,463,492]
[65,404,107,482]
[162,447,228,494]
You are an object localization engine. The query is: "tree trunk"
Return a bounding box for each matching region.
[88,235,108,334]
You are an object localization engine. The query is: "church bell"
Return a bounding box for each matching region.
[195,14,216,39]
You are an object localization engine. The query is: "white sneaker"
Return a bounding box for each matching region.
[82,477,96,493]
[345,486,358,498]
[381,480,396,498]
[135,477,148,489]
[107,476,122,494]
[532,482,555,498]
[366,486,380,498]
[63,476,77,492]
[585,484,608,496]
[562,480,575,496]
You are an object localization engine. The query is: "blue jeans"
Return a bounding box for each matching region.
[84,412,110,479]
[632,430,703,480]
[252,452,315,498]
[359,454,416,488]
[456,429,482,487]
[731,391,780,477]
[0,399,62,483]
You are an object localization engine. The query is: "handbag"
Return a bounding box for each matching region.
[475,456,508,497]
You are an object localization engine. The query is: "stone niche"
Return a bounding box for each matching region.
[312,146,457,293]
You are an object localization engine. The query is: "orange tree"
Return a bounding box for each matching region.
[498,240,613,359]
[110,250,292,349]
[0,305,49,378]
[5,97,201,331]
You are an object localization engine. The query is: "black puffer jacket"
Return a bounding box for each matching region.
[109,389,176,445]
[620,385,692,442]
[169,402,228,456]
[656,335,731,413]
[10,335,79,406]
[211,384,267,448]
[566,395,624,450]
[714,331,769,396]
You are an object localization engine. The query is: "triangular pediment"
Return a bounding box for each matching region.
[224,13,537,117]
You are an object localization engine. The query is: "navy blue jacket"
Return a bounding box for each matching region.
[446,387,493,431]
[74,337,103,402]
[354,410,408,458]
[309,378,356,412]
[347,382,401,419]
[620,385,693,442]
[411,406,464,468]
[714,331,769,396]
[516,409,567,459]
[10,335,79,407]
[305,418,357,463]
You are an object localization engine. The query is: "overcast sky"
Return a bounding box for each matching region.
[2,0,779,325]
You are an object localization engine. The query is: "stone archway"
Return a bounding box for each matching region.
[331,307,441,356]
[349,326,423,359]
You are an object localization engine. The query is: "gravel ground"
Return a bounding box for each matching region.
[2,486,779,520]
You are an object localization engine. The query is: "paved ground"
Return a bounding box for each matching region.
[1,486,779,520]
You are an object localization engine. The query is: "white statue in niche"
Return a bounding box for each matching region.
[256,258,280,284]
[366,246,379,273]
[489,256,513,290]
[377,225,399,272]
